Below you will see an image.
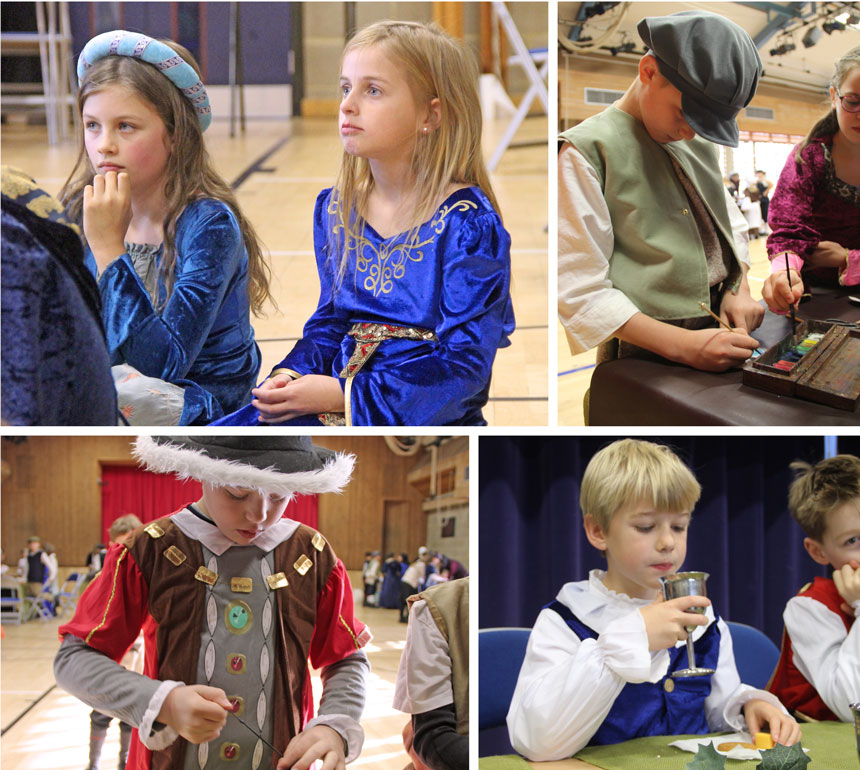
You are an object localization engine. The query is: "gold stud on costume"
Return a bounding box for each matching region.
[266,572,288,590]
[194,566,218,586]
[311,532,326,552]
[664,678,675,693]
[231,577,253,593]
[144,523,164,538]
[164,546,186,566]
[294,555,312,575]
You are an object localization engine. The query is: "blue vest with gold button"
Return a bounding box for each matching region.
[546,599,720,745]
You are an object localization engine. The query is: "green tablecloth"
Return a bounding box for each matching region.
[481,722,857,769]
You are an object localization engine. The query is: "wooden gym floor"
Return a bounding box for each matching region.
[0,112,549,426]
[1,571,414,770]
[557,235,774,425]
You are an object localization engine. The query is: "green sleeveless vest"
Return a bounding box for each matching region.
[560,106,742,320]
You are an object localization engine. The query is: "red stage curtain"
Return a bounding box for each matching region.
[100,465,318,544]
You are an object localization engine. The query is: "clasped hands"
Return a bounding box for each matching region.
[252,373,345,423]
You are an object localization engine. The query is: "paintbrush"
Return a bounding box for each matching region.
[227,709,284,758]
[698,302,734,333]
[786,260,798,337]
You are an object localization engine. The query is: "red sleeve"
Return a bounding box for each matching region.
[310,559,371,668]
[57,542,151,662]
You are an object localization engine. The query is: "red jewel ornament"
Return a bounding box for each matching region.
[228,697,241,712]
[224,744,237,759]
[230,656,243,671]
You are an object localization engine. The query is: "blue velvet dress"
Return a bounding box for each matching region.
[86,199,261,424]
[215,186,515,426]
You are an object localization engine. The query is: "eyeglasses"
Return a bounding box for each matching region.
[835,88,860,113]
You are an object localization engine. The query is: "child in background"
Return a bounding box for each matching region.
[558,11,764,375]
[60,30,273,425]
[394,577,468,770]
[216,20,514,427]
[763,46,860,312]
[768,454,860,721]
[86,514,144,770]
[55,436,370,770]
[507,439,800,761]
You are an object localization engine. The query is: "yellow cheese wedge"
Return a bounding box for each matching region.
[755,732,775,750]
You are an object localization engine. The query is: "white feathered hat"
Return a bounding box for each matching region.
[133,436,355,498]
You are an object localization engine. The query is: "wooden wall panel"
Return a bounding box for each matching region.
[312,437,429,569]
[1,436,135,566]
[559,53,830,137]
[0,436,458,570]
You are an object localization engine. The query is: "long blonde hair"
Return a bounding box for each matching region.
[330,21,500,282]
[795,46,860,165]
[59,40,273,315]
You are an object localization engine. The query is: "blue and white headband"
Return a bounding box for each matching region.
[77,30,212,132]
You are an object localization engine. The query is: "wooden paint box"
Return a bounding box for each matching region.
[742,320,860,411]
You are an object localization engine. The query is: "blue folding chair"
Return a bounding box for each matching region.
[56,571,85,616]
[726,620,780,690]
[0,576,24,624]
[479,627,531,756]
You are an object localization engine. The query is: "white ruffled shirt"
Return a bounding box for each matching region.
[507,570,783,762]
[782,592,860,721]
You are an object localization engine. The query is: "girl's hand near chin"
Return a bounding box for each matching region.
[84,170,132,273]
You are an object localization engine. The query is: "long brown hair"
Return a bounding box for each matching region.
[794,46,860,165]
[329,21,500,283]
[59,40,273,315]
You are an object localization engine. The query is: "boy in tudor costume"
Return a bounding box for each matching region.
[769,454,860,722]
[55,436,371,770]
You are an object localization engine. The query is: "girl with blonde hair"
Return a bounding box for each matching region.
[217,20,515,426]
[60,30,272,425]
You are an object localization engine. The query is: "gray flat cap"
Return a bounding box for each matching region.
[638,10,762,147]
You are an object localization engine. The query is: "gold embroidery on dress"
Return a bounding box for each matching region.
[328,195,478,296]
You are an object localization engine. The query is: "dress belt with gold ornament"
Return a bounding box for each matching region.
[318,322,438,426]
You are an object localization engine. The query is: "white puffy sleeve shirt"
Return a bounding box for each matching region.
[782,594,860,721]
[506,570,781,761]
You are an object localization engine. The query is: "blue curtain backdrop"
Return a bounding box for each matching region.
[479,435,860,643]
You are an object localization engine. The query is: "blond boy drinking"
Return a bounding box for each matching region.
[507,439,800,761]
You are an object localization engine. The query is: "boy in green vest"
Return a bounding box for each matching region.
[559,10,765,373]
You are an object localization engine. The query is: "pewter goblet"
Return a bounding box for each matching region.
[659,571,715,678]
